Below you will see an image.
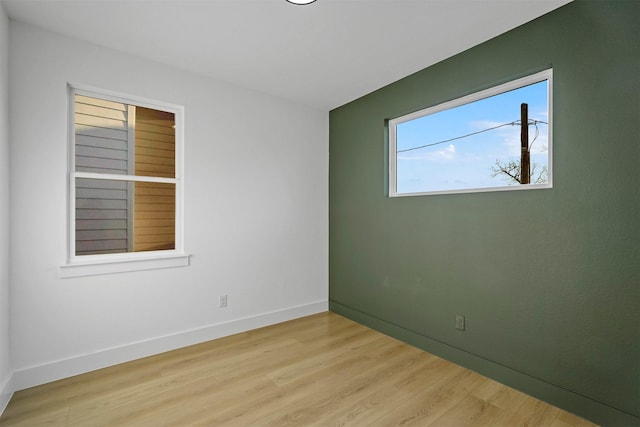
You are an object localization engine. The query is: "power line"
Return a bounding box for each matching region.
[397,119,548,154]
[530,121,540,149]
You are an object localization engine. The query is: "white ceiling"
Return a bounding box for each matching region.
[1,0,572,110]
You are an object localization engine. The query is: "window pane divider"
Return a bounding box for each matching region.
[73,171,178,184]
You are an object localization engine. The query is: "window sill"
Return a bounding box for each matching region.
[59,253,190,278]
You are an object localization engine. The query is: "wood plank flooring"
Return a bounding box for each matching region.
[0,312,597,426]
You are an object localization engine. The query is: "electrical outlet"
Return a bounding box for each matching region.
[455,314,465,331]
[219,295,228,308]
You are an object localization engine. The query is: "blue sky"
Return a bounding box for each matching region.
[396,80,549,194]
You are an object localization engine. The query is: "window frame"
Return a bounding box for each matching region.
[388,69,553,197]
[61,84,188,278]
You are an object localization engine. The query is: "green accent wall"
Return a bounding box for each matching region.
[329,1,639,425]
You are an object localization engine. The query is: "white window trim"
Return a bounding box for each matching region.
[61,83,189,278]
[59,253,190,278]
[388,69,553,197]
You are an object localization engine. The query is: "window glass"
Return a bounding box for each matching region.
[75,178,176,255]
[71,89,181,258]
[389,69,552,196]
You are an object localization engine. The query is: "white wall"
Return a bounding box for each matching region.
[0,0,13,413]
[8,21,328,390]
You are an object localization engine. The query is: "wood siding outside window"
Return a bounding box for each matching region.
[74,97,176,255]
[134,107,175,252]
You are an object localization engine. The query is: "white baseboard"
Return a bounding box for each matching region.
[11,300,328,393]
[0,372,14,416]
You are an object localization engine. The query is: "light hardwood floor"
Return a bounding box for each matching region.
[0,312,597,426]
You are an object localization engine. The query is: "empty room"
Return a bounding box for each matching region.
[0,0,638,425]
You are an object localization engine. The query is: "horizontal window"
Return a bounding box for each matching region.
[389,69,552,196]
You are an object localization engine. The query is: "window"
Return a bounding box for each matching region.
[388,69,552,197]
[61,85,187,277]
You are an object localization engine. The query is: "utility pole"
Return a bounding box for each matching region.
[520,103,530,184]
